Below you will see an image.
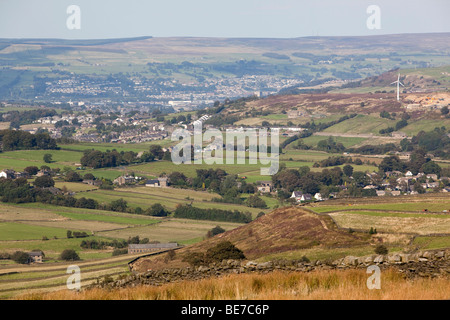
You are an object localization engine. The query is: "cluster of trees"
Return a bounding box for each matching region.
[169,168,264,208]
[313,156,358,168]
[80,149,139,168]
[379,119,408,135]
[0,129,58,151]
[174,204,252,223]
[80,238,128,250]
[316,137,346,153]
[272,166,336,195]
[379,148,444,176]
[0,109,57,129]
[66,230,89,238]
[346,143,399,155]
[401,127,450,159]
[0,177,36,203]
[80,145,169,168]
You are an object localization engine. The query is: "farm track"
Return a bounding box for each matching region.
[318,208,450,215]
[0,270,126,295]
[0,253,141,275]
[0,249,177,298]
[0,263,127,283]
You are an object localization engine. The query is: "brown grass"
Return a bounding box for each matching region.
[17,268,450,300]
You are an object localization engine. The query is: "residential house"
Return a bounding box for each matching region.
[291,191,303,201]
[158,177,168,188]
[113,175,135,186]
[291,191,312,202]
[28,251,43,263]
[376,190,386,197]
[145,177,169,188]
[257,181,273,193]
[82,179,103,186]
[145,179,161,187]
[0,169,15,179]
[314,193,323,201]
[36,170,51,177]
[426,182,440,189]
[300,194,313,202]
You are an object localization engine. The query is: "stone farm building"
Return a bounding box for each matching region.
[28,251,43,263]
[128,243,179,254]
[145,177,168,188]
[257,181,273,193]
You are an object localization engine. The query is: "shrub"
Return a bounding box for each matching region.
[11,251,30,264]
[112,248,128,256]
[182,252,207,267]
[205,241,245,263]
[246,195,267,209]
[60,249,80,261]
[209,225,226,237]
[146,203,168,217]
[33,175,55,188]
[374,244,388,255]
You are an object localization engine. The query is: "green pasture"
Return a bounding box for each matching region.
[322,114,396,135]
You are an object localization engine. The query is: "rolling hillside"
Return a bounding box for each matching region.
[131,207,370,272]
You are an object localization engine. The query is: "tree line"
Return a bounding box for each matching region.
[0,129,58,151]
[80,145,170,168]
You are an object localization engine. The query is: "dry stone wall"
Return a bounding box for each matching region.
[91,249,450,289]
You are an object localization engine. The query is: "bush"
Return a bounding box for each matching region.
[206,225,226,238]
[182,252,207,267]
[205,241,245,263]
[112,248,128,256]
[246,195,267,209]
[60,249,80,261]
[374,244,388,255]
[11,251,30,264]
[146,203,168,217]
[33,175,55,188]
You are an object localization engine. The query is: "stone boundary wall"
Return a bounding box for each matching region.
[93,249,450,289]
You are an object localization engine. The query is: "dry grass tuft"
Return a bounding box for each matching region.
[17,268,450,300]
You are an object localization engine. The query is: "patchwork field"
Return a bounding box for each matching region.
[307,193,450,248]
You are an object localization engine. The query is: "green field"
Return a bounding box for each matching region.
[300,135,368,148]
[322,114,397,135]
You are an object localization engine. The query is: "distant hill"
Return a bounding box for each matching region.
[0,32,449,101]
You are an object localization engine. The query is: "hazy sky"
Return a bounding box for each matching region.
[0,0,449,39]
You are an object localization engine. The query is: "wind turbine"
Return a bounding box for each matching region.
[390,73,404,101]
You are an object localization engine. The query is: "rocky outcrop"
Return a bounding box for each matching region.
[92,249,450,290]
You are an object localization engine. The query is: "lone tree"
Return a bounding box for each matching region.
[343,164,354,177]
[60,249,80,261]
[11,251,30,264]
[33,175,55,188]
[24,166,39,176]
[43,153,53,163]
[146,203,168,217]
[246,195,267,209]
